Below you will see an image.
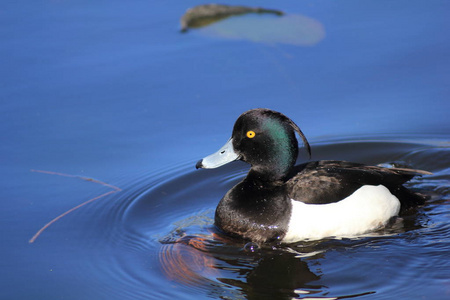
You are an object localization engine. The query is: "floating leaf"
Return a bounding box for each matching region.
[180,4,283,32]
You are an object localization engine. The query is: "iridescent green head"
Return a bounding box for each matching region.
[230,108,311,181]
[197,108,311,181]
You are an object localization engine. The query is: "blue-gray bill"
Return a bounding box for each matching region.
[196,138,239,169]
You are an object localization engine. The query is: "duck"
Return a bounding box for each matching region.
[196,108,431,244]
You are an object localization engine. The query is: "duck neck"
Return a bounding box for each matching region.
[247,165,291,184]
[248,145,298,183]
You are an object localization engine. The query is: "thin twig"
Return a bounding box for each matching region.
[29,169,122,243]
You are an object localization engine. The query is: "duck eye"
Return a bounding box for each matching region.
[246,131,256,138]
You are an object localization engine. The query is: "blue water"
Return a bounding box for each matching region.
[1,1,449,299]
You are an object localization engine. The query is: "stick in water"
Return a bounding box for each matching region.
[29,169,122,243]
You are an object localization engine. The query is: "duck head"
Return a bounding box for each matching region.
[196,108,311,181]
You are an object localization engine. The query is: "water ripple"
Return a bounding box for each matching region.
[78,136,450,299]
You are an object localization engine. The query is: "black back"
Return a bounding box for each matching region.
[286,160,428,210]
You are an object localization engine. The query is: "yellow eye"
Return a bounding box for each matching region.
[246,130,256,138]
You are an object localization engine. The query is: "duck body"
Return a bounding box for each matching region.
[196,109,430,243]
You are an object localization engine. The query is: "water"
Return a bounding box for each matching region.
[1,1,449,299]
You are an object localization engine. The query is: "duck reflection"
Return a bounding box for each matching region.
[159,231,324,299]
[218,251,322,300]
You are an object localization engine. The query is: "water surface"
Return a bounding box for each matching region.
[1,1,449,299]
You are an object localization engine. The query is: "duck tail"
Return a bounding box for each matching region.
[390,185,429,212]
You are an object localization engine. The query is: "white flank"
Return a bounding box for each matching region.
[282,185,401,243]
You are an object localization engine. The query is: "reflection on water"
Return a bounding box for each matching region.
[195,13,326,46]
[159,229,383,300]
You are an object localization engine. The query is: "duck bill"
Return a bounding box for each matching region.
[196,138,240,169]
